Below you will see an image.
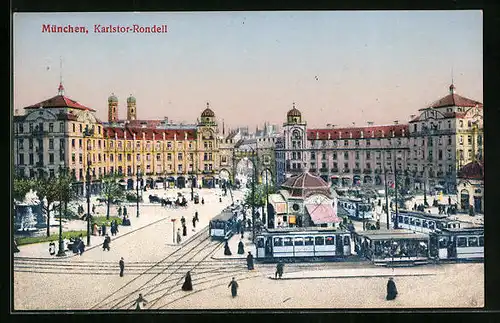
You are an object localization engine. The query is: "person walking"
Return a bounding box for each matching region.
[195,211,199,223]
[177,228,182,244]
[118,206,122,217]
[275,262,284,279]
[224,240,232,256]
[182,223,187,237]
[448,196,452,205]
[386,277,398,300]
[134,293,148,310]
[181,216,186,227]
[119,257,125,277]
[181,271,193,291]
[201,197,205,205]
[77,239,85,255]
[228,277,239,298]
[93,223,98,236]
[246,251,254,270]
[123,206,128,216]
[237,240,245,255]
[103,234,111,251]
[92,204,96,214]
[101,224,107,236]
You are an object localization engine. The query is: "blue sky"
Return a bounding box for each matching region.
[13,11,482,129]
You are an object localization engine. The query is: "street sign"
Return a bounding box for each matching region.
[171,218,176,222]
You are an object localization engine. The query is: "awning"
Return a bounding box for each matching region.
[305,204,342,224]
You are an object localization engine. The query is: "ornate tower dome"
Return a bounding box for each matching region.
[108,93,119,122]
[286,102,303,124]
[200,102,216,125]
[127,94,137,121]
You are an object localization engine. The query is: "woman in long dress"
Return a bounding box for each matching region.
[228,277,239,297]
[181,271,193,291]
[386,277,398,300]
[246,251,254,270]
[224,241,232,256]
[237,240,245,254]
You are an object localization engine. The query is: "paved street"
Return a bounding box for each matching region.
[14,187,483,310]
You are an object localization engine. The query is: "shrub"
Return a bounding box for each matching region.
[91,216,123,226]
[16,230,88,246]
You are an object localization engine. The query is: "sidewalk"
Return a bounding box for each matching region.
[268,267,438,280]
[14,188,244,259]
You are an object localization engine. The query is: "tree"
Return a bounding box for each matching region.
[34,172,63,237]
[57,168,77,218]
[101,173,125,220]
[13,176,34,205]
[243,183,276,219]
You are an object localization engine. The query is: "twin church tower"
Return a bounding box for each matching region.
[107,94,136,122]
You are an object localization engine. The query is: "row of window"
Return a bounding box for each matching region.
[294,138,405,149]
[17,122,104,135]
[18,153,64,165]
[437,236,484,248]
[397,215,460,230]
[272,236,350,247]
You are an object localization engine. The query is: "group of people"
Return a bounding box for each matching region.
[176,212,200,244]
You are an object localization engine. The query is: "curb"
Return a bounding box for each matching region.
[267,272,437,280]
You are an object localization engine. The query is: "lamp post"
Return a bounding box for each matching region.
[56,164,66,257]
[383,152,390,230]
[393,153,400,229]
[84,126,93,247]
[136,166,141,218]
[423,165,428,207]
[251,153,256,243]
[171,218,176,244]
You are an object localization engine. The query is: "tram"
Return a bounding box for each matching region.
[338,198,374,221]
[392,210,462,234]
[354,229,430,266]
[255,227,352,261]
[429,227,484,261]
[209,207,237,240]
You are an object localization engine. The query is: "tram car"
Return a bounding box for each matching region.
[392,210,462,233]
[255,227,352,261]
[209,207,237,240]
[429,227,484,261]
[354,229,430,266]
[338,198,374,221]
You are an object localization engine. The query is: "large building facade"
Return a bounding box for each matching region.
[278,103,410,189]
[13,84,230,195]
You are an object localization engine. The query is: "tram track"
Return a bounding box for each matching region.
[91,229,226,310]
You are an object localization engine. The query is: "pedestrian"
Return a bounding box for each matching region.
[101,224,107,236]
[201,197,205,205]
[92,204,96,214]
[118,206,122,217]
[93,223,98,236]
[237,240,245,254]
[192,216,196,229]
[181,271,193,291]
[110,223,116,236]
[448,196,452,205]
[224,240,232,256]
[240,225,244,239]
[181,216,186,226]
[246,251,254,270]
[48,242,56,256]
[119,257,124,277]
[275,262,284,279]
[123,206,127,216]
[134,293,148,310]
[228,277,239,298]
[177,228,182,244]
[195,211,199,222]
[103,234,111,251]
[182,223,187,236]
[386,277,398,300]
[98,225,102,236]
[78,239,85,255]
[219,197,222,203]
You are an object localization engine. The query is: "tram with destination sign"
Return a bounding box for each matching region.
[209,207,238,240]
[429,227,484,261]
[338,198,374,221]
[391,210,462,234]
[255,227,352,261]
[354,229,430,266]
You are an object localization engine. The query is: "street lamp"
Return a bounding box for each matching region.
[137,166,141,218]
[393,152,401,229]
[56,164,66,257]
[84,125,93,246]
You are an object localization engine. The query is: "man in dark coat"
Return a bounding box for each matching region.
[228,277,239,297]
[123,206,128,216]
[103,235,111,251]
[118,206,122,217]
[246,251,254,270]
[386,277,398,300]
[194,211,199,222]
[448,196,452,205]
[134,293,148,310]
[119,257,125,277]
[181,271,193,291]
[101,224,107,236]
[224,241,232,255]
[192,216,196,229]
[181,216,186,226]
[201,198,205,205]
[182,223,187,236]
[237,240,245,254]
[78,239,85,255]
[275,262,284,279]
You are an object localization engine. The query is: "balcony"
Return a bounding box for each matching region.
[331,168,339,173]
[363,169,373,174]
[353,168,361,174]
[342,168,350,173]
